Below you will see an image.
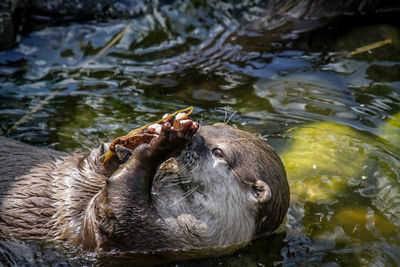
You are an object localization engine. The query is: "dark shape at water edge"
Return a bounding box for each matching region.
[1,0,400,50]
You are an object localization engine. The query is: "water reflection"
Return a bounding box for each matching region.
[0,0,400,266]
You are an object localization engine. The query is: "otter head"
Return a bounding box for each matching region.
[176,123,289,242]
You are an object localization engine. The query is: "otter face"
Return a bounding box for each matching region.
[175,123,289,244]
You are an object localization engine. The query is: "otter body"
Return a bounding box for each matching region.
[0,123,289,263]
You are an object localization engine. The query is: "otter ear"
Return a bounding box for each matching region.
[253,180,271,203]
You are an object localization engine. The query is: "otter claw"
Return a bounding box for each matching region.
[175,112,187,120]
[146,111,196,133]
[178,119,192,128]
[192,122,199,130]
[146,122,172,135]
[147,117,197,160]
[161,122,171,132]
[162,113,172,121]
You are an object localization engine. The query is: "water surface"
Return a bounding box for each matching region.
[1,0,400,266]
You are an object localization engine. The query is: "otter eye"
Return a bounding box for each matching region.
[212,148,224,158]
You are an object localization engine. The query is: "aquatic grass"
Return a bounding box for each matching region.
[331,39,393,61]
[82,23,132,67]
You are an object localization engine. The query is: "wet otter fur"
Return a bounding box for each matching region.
[0,122,289,263]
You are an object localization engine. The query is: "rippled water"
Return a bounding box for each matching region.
[1,0,400,266]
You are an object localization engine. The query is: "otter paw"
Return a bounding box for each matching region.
[146,113,199,159]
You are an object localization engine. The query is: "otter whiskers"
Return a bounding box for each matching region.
[168,185,199,207]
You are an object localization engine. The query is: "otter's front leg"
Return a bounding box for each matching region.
[109,118,199,203]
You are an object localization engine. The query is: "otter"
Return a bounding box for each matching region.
[0,116,289,264]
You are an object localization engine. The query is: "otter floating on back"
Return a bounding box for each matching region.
[0,116,289,264]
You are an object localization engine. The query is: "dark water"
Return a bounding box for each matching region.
[1,0,400,266]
